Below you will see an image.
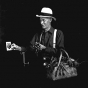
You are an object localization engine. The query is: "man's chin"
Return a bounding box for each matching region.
[42,26,46,29]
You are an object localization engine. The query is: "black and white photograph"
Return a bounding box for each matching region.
[1,0,88,88]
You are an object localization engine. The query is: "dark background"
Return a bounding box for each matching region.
[1,0,88,88]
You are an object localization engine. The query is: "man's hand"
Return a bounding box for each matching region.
[39,43,46,50]
[34,42,46,51]
[11,43,22,51]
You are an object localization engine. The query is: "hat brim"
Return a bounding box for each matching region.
[36,15,56,21]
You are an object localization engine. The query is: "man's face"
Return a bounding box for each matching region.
[40,17,51,29]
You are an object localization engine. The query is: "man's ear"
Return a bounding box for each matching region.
[50,18,52,22]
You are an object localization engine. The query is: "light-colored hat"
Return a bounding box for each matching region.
[36,7,56,21]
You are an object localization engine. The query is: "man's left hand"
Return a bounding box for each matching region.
[39,44,46,50]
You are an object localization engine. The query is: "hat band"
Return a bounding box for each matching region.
[40,12,53,16]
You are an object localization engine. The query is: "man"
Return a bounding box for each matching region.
[21,7,64,55]
[15,7,64,60]
[29,7,64,87]
[12,7,65,87]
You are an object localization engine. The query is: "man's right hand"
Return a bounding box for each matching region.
[11,43,22,51]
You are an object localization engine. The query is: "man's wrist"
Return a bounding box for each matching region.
[18,47,22,51]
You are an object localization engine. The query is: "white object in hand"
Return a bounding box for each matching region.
[6,42,21,51]
[6,42,12,51]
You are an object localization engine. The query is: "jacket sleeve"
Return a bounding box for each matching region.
[56,30,64,49]
[21,33,38,52]
[30,33,39,51]
[55,30,65,55]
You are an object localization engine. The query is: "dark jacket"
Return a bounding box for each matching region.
[22,27,64,57]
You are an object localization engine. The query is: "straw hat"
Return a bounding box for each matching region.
[36,7,56,21]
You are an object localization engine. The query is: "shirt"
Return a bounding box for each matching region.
[30,27,64,56]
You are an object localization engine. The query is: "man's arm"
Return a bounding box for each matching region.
[56,30,64,49]
[21,33,39,52]
[55,30,64,55]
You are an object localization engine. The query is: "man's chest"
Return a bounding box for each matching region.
[40,32,53,47]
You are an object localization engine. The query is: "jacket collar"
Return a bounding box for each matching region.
[49,26,54,33]
[45,26,54,34]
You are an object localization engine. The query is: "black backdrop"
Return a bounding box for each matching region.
[1,0,88,88]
